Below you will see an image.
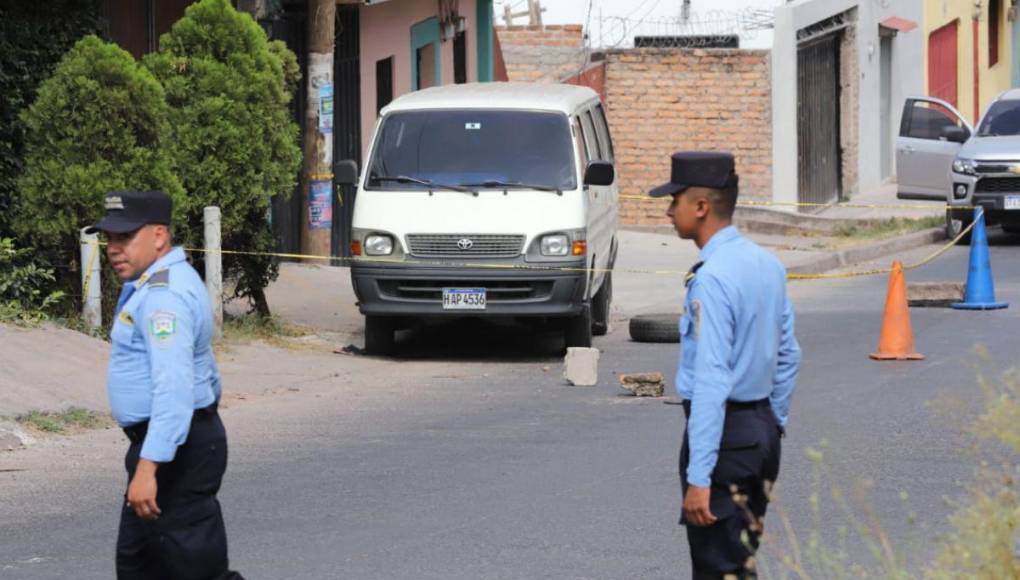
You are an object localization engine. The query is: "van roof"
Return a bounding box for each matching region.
[383,82,600,115]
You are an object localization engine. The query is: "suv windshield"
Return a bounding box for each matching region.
[977,100,1020,137]
[366,110,577,191]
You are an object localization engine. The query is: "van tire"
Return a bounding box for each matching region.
[364,316,394,355]
[629,314,680,343]
[591,273,612,336]
[564,306,593,348]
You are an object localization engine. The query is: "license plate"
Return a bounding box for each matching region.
[1006,196,1020,210]
[442,288,486,310]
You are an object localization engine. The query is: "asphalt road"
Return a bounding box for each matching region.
[2,231,1018,579]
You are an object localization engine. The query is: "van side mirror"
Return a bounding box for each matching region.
[334,160,359,186]
[584,161,615,186]
[940,125,969,144]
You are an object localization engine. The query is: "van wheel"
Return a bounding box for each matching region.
[591,273,612,337]
[946,208,973,245]
[564,306,593,348]
[364,316,394,355]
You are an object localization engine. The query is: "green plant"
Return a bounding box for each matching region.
[0,238,65,324]
[0,1,104,240]
[144,0,302,317]
[12,35,183,312]
[16,406,105,433]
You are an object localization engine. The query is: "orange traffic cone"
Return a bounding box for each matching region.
[870,261,925,361]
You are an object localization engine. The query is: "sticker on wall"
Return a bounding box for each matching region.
[465,122,481,130]
[309,179,333,230]
[319,85,334,134]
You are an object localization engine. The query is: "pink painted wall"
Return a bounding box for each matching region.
[358,0,480,160]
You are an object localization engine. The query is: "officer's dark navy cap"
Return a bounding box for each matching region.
[86,191,172,234]
[648,151,738,198]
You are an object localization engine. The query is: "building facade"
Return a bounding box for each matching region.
[924,0,1016,125]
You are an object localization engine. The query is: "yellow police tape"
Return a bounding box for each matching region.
[81,218,971,286]
[619,194,959,211]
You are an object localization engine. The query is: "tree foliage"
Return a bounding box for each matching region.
[13,35,183,302]
[144,0,301,315]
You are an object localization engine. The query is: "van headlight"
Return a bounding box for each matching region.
[540,234,570,256]
[364,234,394,256]
[952,158,977,175]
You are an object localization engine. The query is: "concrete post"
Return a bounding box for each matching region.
[79,227,102,330]
[204,207,223,339]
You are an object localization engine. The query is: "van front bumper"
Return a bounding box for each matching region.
[350,261,587,317]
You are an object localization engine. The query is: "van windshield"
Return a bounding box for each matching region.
[366,110,577,191]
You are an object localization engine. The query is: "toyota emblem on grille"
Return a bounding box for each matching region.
[457,238,474,250]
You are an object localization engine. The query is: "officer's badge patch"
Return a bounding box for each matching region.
[149,311,176,346]
[690,300,701,337]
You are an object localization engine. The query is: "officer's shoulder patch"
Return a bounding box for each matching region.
[148,310,176,347]
[118,310,134,326]
[146,269,170,288]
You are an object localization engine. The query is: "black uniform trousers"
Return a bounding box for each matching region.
[679,399,781,579]
[117,404,244,580]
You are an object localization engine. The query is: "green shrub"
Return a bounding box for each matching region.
[0,238,65,324]
[0,1,104,240]
[144,0,301,316]
[12,35,183,305]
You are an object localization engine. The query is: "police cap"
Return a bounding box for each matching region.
[648,151,737,198]
[86,191,172,234]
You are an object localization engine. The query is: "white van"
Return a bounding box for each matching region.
[335,83,619,355]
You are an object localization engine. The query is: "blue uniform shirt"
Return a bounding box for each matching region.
[677,226,801,487]
[108,247,221,463]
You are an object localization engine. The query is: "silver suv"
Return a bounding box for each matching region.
[897,89,1020,243]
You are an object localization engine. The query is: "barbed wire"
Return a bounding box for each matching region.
[594,9,776,50]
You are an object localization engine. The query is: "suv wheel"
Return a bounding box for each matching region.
[591,273,612,337]
[946,207,973,245]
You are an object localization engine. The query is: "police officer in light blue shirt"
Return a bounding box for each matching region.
[648,153,801,579]
[87,191,244,580]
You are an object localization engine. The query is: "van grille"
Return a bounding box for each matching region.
[406,234,525,258]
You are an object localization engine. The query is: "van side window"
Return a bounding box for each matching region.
[580,112,601,160]
[592,104,614,160]
[574,117,591,162]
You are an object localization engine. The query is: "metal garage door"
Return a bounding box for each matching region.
[797,34,842,208]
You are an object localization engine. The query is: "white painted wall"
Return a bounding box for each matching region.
[772,0,923,205]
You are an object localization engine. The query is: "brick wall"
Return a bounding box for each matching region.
[604,49,772,226]
[495,25,587,82]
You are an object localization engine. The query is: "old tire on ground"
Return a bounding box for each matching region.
[629,314,680,343]
[564,306,593,348]
[364,315,394,355]
[591,273,612,337]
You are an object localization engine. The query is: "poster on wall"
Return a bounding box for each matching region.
[309,179,333,230]
[319,84,334,134]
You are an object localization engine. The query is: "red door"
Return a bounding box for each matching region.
[928,21,959,108]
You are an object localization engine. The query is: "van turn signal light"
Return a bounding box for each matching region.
[351,240,362,256]
[572,240,586,256]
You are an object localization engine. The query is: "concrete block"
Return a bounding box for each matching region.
[619,372,666,397]
[564,347,600,386]
[907,282,965,308]
[0,422,34,451]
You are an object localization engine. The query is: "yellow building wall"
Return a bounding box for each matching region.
[923,0,1014,125]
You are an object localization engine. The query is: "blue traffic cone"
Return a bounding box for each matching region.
[952,207,1008,310]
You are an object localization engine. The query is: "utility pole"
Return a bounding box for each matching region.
[528,0,544,27]
[301,0,335,260]
[504,2,529,26]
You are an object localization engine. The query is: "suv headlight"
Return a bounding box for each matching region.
[952,158,977,175]
[540,234,570,256]
[364,234,394,256]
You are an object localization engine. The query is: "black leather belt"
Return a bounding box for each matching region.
[681,398,769,417]
[123,402,218,444]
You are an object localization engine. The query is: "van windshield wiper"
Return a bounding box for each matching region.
[462,180,563,196]
[371,174,477,196]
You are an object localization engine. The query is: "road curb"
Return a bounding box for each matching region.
[787,228,947,276]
